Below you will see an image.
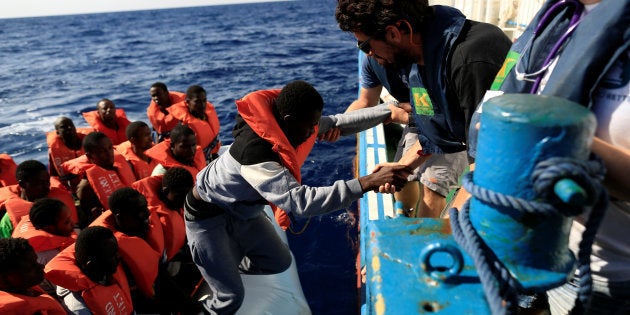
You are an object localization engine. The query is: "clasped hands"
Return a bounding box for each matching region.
[363,162,412,194]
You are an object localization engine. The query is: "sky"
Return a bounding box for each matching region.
[0,0,285,19]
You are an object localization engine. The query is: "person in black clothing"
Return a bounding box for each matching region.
[335,0,511,217]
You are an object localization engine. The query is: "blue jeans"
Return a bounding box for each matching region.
[547,276,630,315]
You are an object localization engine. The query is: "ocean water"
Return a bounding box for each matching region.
[0,1,362,314]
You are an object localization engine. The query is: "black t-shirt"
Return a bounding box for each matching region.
[446,20,512,141]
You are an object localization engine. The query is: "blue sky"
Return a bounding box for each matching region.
[0,0,285,19]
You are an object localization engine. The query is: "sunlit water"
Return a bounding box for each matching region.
[0,1,362,313]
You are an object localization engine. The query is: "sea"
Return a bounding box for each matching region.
[0,1,363,314]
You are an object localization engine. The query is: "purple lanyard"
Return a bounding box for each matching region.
[515,0,584,93]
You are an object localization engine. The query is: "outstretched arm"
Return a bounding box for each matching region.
[318,102,409,140]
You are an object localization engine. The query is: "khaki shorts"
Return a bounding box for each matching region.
[394,125,469,197]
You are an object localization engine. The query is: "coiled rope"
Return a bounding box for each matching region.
[449,155,608,315]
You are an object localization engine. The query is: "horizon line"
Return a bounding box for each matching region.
[0,0,292,20]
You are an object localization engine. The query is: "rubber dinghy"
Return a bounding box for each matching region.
[193,203,311,314]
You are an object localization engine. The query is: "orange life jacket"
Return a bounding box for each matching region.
[167,101,221,156]
[0,286,67,315]
[147,91,186,134]
[0,154,17,188]
[12,215,77,253]
[235,89,318,230]
[114,141,159,181]
[144,140,206,180]
[63,154,136,208]
[82,109,131,145]
[1,185,78,227]
[132,175,185,261]
[46,128,91,178]
[90,210,163,298]
[0,185,20,209]
[45,243,133,315]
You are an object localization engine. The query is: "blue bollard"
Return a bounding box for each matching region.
[471,94,596,290]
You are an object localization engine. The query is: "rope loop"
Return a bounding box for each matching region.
[531,155,606,215]
[451,154,608,315]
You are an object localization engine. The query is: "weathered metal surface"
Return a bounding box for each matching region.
[365,217,490,315]
[471,94,596,289]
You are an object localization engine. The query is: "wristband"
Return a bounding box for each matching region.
[385,99,400,107]
[417,149,432,157]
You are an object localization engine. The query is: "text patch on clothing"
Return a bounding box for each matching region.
[412,87,434,116]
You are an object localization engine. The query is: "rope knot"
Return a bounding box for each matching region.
[531,155,606,216]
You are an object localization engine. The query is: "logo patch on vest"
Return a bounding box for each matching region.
[412,87,434,116]
[491,50,520,90]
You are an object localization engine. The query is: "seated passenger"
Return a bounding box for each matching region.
[45,226,133,315]
[168,85,221,162]
[89,187,163,305]
[0,154,17,188]
[61,132,135,227]
[145,124,206,179]
[0,160,77,238]
[82,99,131,145]
[47,116,91,191]
[147,82,185,142]
[12,198,76,296]
[12,198,76,265]
[115,121,158,181]
[0,238,66,314]
[132,167,193,262]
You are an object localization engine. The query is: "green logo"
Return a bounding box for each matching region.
[412,87,434,116]
[490,50,520,90]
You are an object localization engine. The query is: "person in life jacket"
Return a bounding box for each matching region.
[82,98,131,145]
[62,132,136,228]
[12,198,76,297]
[13,198,76,264]
[47,116,91,192]
[184,81,411,314]
[167,85,221,163]
[0,154,17,188]
[0,238,66,315]
[335,0,512,218]
[92,187,197,313]
[147,82,186,143]
[89,188,162,302]
[46,226,134,315]
[0,160,77,238]
[145,124,206,179]
[115,121,159,181]
[131,167,193,262]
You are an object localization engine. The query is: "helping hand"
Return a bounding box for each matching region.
[318,127,341,142]
[360,163,412,193]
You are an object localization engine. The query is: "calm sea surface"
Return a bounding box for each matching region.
[0,1,361,313]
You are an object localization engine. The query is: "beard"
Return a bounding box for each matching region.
[390,45,417,69]
[373,42,417,70]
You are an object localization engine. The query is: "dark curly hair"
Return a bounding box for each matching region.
[275,80,323,120]
[0,238,33,271]
[125,121,149,140]
[163,167,194,191]
[75,226,116,265]
[30,198,66,230]
[108,187,146,215]
[170,124,196,145]
[16,160,47,183]
[83,131,110,153]
[151,82,168,92]
[335,0,432,39]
